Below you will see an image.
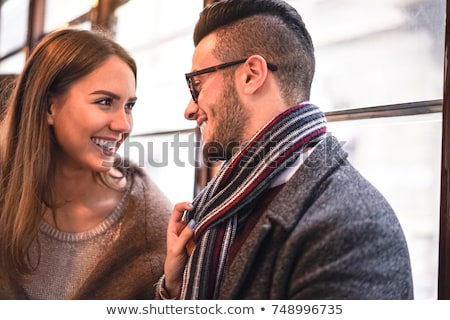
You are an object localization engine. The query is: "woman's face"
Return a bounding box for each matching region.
[47,56,136,172]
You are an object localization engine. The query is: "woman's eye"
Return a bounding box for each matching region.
[96,97,113,106]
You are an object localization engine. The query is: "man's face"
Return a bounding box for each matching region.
[184,34,249,161]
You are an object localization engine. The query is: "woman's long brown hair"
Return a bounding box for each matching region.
[0,28,137,281]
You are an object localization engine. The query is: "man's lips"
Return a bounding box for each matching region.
[196,116,207,128]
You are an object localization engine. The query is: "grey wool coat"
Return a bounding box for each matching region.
[217,135,414,299]
[0,162,172,299]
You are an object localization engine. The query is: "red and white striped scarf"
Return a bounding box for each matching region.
[181,103,327,299]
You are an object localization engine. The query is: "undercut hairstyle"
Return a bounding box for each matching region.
[193,0,315,106]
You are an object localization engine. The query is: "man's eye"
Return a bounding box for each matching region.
[193,80,201,92]
[193,80,201,88]
[125,102,136,111]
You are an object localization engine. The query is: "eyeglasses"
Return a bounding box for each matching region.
[185,58,278,103]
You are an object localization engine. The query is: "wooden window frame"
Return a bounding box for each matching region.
[438,0,450,300]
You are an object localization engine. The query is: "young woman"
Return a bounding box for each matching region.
[0,28,172,299]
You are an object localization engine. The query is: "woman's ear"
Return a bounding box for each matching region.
[47,97,56,125]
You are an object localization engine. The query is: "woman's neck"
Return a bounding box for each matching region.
[45,168,126,233]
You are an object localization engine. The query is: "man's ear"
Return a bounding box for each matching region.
[239,55,269,95]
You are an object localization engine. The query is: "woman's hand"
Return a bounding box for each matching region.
[163,201,195,297]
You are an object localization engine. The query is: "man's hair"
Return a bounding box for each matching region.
[193,0,315,105]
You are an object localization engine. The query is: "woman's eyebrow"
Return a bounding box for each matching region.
[89,90,120,100]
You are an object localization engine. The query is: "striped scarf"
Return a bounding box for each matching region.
[181,103,327,299]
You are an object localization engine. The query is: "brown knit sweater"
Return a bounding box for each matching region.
[0,162,172,299]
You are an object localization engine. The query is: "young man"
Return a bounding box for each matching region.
[159,0,414,299]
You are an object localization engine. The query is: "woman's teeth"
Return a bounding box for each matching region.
[91,138,117,152]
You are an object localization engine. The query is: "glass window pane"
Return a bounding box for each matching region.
[118,131,197,204]
[44,0,93,32]
[126,37,195,135]
[327,113,442,299]
[0,0,28,55]
[115,0,203,134]
[287,0,445,111]
[0,52,25,74]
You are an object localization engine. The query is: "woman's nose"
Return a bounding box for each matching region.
[110,109,132,133]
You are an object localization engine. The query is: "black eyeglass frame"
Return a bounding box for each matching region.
[185,58,278,103]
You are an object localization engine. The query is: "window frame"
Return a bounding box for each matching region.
[438,0,450,299]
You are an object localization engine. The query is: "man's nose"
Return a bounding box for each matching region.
[184,99,199,120]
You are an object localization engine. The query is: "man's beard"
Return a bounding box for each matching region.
[202,80,249,162]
